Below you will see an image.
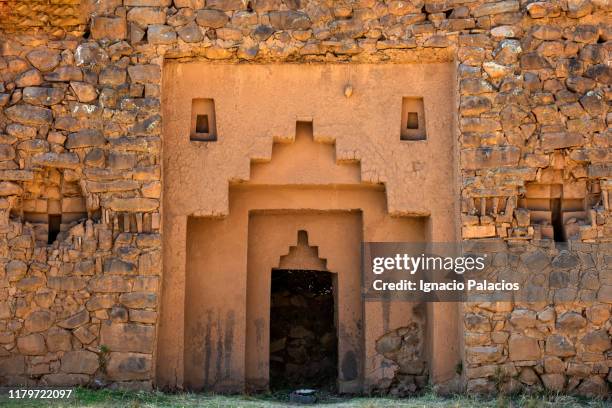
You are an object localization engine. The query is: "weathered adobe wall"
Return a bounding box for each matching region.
[0,0,609,394]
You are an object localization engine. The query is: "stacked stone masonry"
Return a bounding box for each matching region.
[463,240,610,397]
[0,0,609,395]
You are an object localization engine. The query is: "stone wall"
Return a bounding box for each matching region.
[463,240,610,397]
[0,0,609,394]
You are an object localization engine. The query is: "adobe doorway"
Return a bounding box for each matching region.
[160,62,459,392]
[246,212,364,393]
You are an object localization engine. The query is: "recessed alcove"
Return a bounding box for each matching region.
[196,114,210,134]
[190,98,217,141]
[407,112,419,129]
[401,97,426,141]
[16,170,88,245]
[520,181,587,241]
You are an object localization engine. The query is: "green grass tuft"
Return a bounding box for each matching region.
[0,388,607,408]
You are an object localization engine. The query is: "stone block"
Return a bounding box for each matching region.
[106,352,152,380]
[545,334,576,357]
[129,310,157,324]
[519,367,540,385]
[462,225,496,239]
[586,305,610,325]
[472,0,519,17]
[70,82,97,103]
[119,292,157,309]
[0,181,21,195]
[44,67,84,82]
[26,49,60,72]
[88,276,132,293]
[32,152,80,169]
[543,356,565,374]
[556,312,587,332]
[461,147,520,170]
[127,8,166,26]
[128,64,161,85]
[531,25,562,40]
[269,11,311,30]
[466,346,502,364]
[40,374,89,386]
[206,0,246,10]
[106,198,159,212]
[576,376,608,398]
[509,309,537,329]
[509,335,540,361]
[17,333,46,355]
[252,0,282,11]
[567,362,591,378]
[520,52,551,70]
[91,17,127,40]
[16,276,45,292]
[541,132,583,151]
[57,309,89,329]
[65,129,106,149]
[466,378,496,394]
[541,373,565,391]
[24,310,54,333]
[100,322,155,353]
[195,9,229,28]
[177,22,204,43]
[168,8,196,27]
[580,330,611,353]
[147,25,177,45]
[104,258,137,275]
[6,105,52,126]
[22,87,65,106]
[61,350,99,374]
[124,0,171,5]
[99,66,127,87]
[15,69,43,87]
[0,356,25,375]
[86,295,116,311]
[46,327,72,352]
[61,197,86,213]
[73,326,97,345]
[48,276,87,291]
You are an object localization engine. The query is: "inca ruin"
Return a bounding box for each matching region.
[0,0,610,398]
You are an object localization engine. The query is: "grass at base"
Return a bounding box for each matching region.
[0,388,608,408]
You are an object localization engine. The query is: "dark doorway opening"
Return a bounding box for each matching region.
[48,214,62,244]
[550,197,566,243]
[269,269,337,390]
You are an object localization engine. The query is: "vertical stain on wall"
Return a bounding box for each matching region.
[224,310,235,379]
[215,311,223,384]
[255,318,264,346]
[188,319,204,388]
[341,350,358,381]
[382,299,390,334]
[203,310,212,388]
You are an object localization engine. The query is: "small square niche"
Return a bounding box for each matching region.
[190,98,217,141]
[401,97,426,141]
